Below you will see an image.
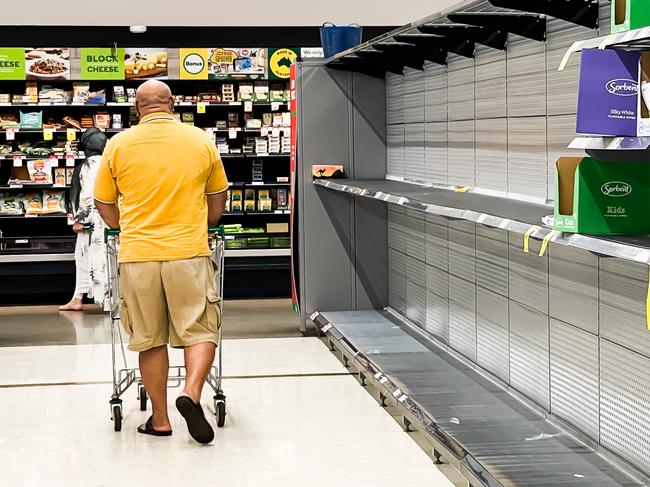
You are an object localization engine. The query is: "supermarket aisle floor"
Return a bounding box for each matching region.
[0,336,456,486]
[0,299,302,347]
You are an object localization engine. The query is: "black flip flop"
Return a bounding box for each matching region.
[176,396,214,444]
[137,416,173,437]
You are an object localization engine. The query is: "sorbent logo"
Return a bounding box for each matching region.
[601,181,632,197]
[605,79,638,96]
[183,53,205,75]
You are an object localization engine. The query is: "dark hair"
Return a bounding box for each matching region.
[79,128,108,158]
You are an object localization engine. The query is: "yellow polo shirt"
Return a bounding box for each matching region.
[94,112,228,263]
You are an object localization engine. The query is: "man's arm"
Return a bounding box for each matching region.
[95,200,120,229]
[207,192,227,227]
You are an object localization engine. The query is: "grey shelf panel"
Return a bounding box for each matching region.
[311,309,642,487]
[314,178,650,265]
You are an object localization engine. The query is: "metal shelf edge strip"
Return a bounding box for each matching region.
[313,179,650,265]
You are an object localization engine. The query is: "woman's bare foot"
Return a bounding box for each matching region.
[59,298,83,311]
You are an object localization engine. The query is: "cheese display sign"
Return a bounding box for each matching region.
[180,48,208,80]
[81,48,125,80]
[208,48,266,79]
[0,48,25,80]
[124,48,168,79]
[269,48,298,80]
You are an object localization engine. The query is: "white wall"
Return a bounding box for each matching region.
[1,0,460,26]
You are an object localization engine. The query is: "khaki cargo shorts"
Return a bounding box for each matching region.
[119,256,222,352]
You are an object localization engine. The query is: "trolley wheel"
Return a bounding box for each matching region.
[139,386,148,412]
[112,405,122,432]
[216,401,226,428]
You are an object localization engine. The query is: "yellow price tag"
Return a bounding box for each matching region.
[67,128,76,141]
[197,102,207,114]
[539,230,560,257]
[523,225,540,253]
[455,186,470,193]
[44,129,54,141]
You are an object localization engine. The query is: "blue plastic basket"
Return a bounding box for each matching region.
[320,23,363,58]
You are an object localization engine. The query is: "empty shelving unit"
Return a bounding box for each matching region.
[295,0,650,485]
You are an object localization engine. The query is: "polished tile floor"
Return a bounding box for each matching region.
[0,301,455,487]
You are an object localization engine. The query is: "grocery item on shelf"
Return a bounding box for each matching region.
[23,192,43,214]
[228,112,238,127]
[27,159,53,184]
[0,193,23,215]
[222,84,235,102]
[182,112,194,125]
[54,167,66,186]
[41,189,66,214]
[25,82,38,103]
[113,86,127,103]
[238,83,254,101]
[112,114,123,129]
[93,112,111,129]
[127,88,136,103]
[0,114,19,128]
[39,85,69,104]
[244,189,256,212]
[254,82,269,102]
[230,189,243,212]
[276,188,288,209]
[257,189,272,212]
[19,111,43,129]
[0,94,10,104]
[65,167,75,186]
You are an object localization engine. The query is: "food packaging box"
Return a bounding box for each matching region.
[259,199,272,212]
[612,0,650,33]
[42,189,66,214]
[182,112,194,125]
[112,114,123,129]
[0,193,23,215]
[113,86,126,103]
[554,156,650,234]
[228,112,239,128]
[576,48,641,137]
[276,188,289,209]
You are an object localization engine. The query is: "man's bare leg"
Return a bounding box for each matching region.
[181,342,216,402]
[139,345,172,432]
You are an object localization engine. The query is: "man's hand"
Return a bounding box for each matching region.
[72,222,84,234]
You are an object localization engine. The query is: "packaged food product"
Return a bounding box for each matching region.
[182,112,194,125]
[19,111,43,129]
[71,82,90,104]
[112,114,123,129]
[0,193,23,215]
[113,86,126,103]
[23,192,43,214]
[228,113,239,128]
[0,94,10,104]
[93,112,111,129]
[65,167,75,186]
[42,189,66,214]
[25,82,38,103]
[254,82,269,101]
[54,167,66,186]
[262,113,273,127]
[27,159,52,184]
[127,88,136,103]
[276,189,288,209]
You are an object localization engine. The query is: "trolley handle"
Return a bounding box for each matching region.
[105,226,224,242]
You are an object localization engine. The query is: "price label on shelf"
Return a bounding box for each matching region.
[197,102,207,114]
[260,127,269,137]
[6,128,16,141]
[49,155,59,167]
[67,128,77,141]
[271,102,280,111]
[66,155,76,167]
[244,101,253,113]
[43,128,54,141]
[228,128,237,140]
[13,156,23,167]
[229,101,242,106]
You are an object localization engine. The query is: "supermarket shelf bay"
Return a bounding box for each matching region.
[314,178,650,265]
[311,309,643,487]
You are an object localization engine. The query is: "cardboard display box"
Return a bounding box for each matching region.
[638,52,650,135]
[612,0,650,33]
[576,48,641,137]
[554,156,650,234]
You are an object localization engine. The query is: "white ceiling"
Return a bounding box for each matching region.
[0,0,461,26]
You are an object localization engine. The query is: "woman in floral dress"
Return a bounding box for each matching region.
[59,129,109,311]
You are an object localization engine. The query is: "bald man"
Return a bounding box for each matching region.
[94,80,228,444]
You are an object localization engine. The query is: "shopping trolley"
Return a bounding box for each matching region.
[105,227,227,432]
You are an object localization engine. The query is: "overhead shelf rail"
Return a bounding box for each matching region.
[314,178,650,265]
[323,0,600,77]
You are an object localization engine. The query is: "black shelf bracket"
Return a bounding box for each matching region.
[447,12,546,42]
[488,0,599,29]
[393,33,460,61]
[418,23,508,51]
[373,42,427,70]
[328,56,392,78]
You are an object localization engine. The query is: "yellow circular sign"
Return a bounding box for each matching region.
[270,49,297,79]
